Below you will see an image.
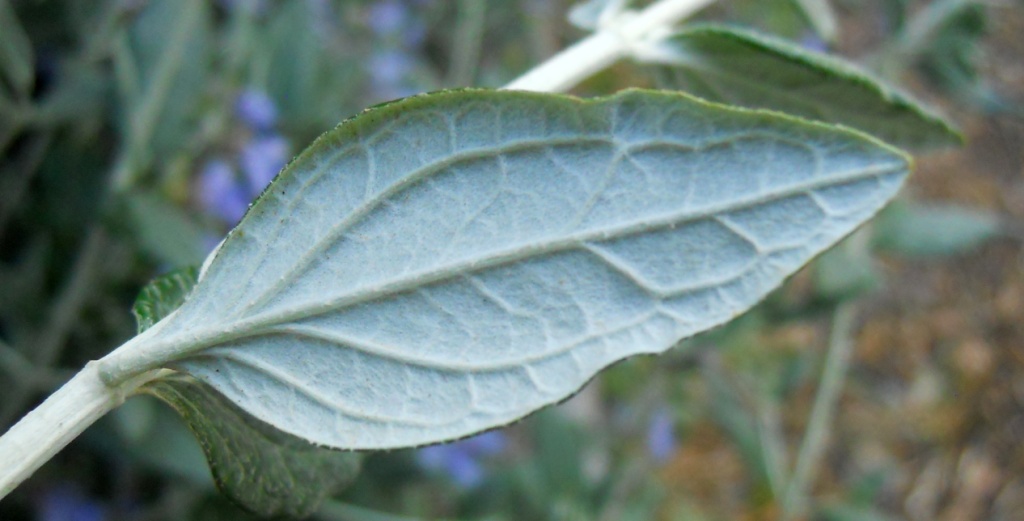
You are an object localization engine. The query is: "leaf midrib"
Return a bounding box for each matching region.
[153,158,904,361]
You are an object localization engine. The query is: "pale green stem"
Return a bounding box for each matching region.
[0,226,107,426]
[0,339,69,390]
[0,97,25,153]
[755,392,791,501]
[793,0,838,42]
[597,455,655,521]
[597,369,671,521]
[0,131,51,246]
[316,500,423,521]
[110,0,204,192]
[503,0,717,92]
[447,0,488,87]
[0,363,162,499]
[781,303,858,519]
[0,340,35,383]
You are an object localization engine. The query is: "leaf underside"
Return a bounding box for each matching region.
[651,24,961,150]
[133,269,361,518]
[108,88,910,451]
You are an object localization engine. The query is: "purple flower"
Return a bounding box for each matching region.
[217,0,268,16]
[235,89,278,131]
[402,18,428,48]
[368,50,414,86]
[366,49,419,101]
[799,32,829,53]
[461,430,507,455]
[37,484,107,521]
[240,134,290,192]
[367,0,408,36]
[197,159,250,224]
[418,431,507,488]
[647,408,677,463]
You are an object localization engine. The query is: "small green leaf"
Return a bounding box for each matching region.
[124,191,207,268]
[816,502,898,521]
[915,4,998,109]
[792,0,838,42]
[814,231,879,300]
[534,410,585,499]
[120,0,211,168]
[872,200,1001,257]
[132,266,199,334]
[263,1,363,130]
[649,24,961,149]
[146,377,362,519]
[0,0,34,98]
[35,63,108,125]
[702,358,776,490]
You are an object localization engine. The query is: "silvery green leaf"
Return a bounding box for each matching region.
[0,0,34,98]
[872,200,1001,257]
[101,89,910,450]
[124,192,207,268]
[648,24,961,150]
[120,0,211,164]
[264,1,363,130]
[131,269,361,517]
[813,230,879,300]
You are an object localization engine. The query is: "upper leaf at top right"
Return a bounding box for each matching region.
[645,24,962,150]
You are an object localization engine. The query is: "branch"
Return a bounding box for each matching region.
[0,363,161,499]
[504,0,717,92]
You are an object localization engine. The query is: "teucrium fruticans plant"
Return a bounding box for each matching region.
[0,0,960,516]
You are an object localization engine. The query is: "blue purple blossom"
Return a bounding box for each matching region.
[216,0,268,16]
[196,89,290,227]
[367,0,409,36]
[36,484,107,521]
[234,89,278,131]
[198,159,250,224]
[647,407,677,463]
[240,134,290,192]
[799,32,829,53]
[368,50,415,87]
[363,0,430,101]
[402,18,428,48]
[417,431,508,488]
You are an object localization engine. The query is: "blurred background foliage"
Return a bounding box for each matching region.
[1,0,1022,519]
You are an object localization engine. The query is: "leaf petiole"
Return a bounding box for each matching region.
[0,363,168,499]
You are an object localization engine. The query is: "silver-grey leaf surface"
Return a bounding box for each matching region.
[100,89,910,450]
